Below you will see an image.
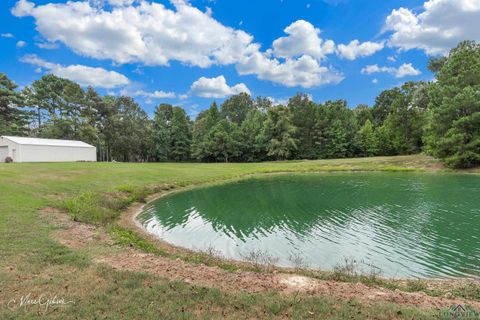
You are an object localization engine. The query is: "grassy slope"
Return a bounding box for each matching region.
[0,155,469,319]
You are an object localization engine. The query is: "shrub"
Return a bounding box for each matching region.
[5,156,13,163]
[240,249,279,271]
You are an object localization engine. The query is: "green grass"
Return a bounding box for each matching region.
[0,155,477,319]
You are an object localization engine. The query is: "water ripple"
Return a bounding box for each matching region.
[138,173,480,278]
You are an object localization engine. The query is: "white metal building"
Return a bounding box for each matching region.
[0,136,97,163]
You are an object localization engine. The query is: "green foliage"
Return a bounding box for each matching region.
[109,226,168,256]
[424,41,480,168]
[405,280,427,292]
[451,282,480,300]
[191,102,221,161]
[152,103,192,162]
[152,104,171,161]
[261,106,298,160]
[170,107,192,161]
[318,100,358,159]
[204,119,242,162]
[288,93,317,159]
[63,191,117,224]
[239,109,266,161]
[220,92,253,123]
[357,119,378,156]
[0,73,30,136]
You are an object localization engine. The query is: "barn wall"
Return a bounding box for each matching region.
[19,145,97,162]
[0,138,19,162]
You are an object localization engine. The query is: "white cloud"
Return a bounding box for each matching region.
[1,33,14,38]
[387,56,396,62]
[237,53,343,88]
[20,54,130,88]
[190,76,250,98]
[131,89,176,99]
[11,1,345,88]
[337,40,384,60]
[361,63,421,78]
[11,0,35,16]
[107,0,136,6]
[267,97,289,106]
[12,0,258,68]
[16,40,26,48]
[36,41,59,49]
[245,19,342,87]
[384,0,480,55]
[271,20,336,59]
[372,78,378,84]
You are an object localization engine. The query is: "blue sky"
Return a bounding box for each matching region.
[1,0,478,117]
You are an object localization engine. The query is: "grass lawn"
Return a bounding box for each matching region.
[0,155,478,319]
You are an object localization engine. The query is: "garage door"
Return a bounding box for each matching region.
[0,146,8,162]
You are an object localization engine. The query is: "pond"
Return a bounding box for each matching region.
[138,173,480,278]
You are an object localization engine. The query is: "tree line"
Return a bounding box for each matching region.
[1,41,479,168]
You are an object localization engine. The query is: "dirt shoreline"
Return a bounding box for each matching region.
[116,187,480,309]
[44,202,480,311]
[43,171,480,311]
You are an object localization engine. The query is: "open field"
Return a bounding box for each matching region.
[1,155,479,319]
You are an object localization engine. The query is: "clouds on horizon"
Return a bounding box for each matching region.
[20,54,130,88]
[190,75,250,98]
[361,63,421,78]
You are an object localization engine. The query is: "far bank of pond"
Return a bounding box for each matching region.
[138,172,480,279]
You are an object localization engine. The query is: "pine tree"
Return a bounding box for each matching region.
[169,107,191,162]
[0,73,29,136]
[424,43,480,168]
[153,105,170,161]
[356,119,378,156]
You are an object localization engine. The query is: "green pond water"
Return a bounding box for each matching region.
[138,173,480,278]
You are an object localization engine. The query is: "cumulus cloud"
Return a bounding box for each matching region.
[237,53,343,88]
[271,20,336,59]
[267,97,289,106]
[131,89,176,99]
[16,40,26,48]
[190,76,250,98]
[384,0,480,55]
[11,0,35,16]
[361,63,421,78]
[11,1,346,88]
[251,19,342,87]
[1,33,14,38]
[11,0,258,68]
[20,54,130,88]
[36,41,59,50]
[107,0,136,6]
[337,40,384,60]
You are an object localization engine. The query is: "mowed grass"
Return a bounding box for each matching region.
[0,155,469,319]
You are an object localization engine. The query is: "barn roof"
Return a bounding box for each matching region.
[1,136,95,148]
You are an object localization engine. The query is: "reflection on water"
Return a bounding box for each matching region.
[138,173,480,278]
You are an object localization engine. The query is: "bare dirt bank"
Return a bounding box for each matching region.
[42,200,480,311]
